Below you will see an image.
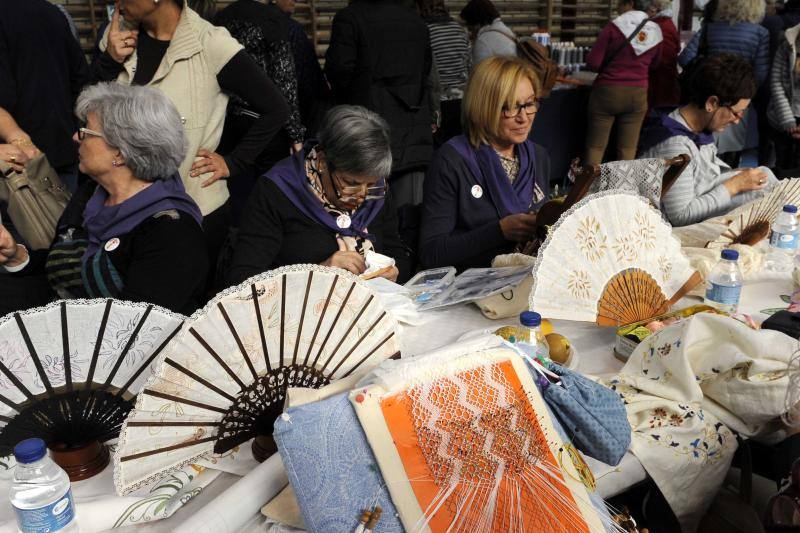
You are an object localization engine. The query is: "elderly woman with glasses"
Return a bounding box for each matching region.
[638,54,778,227]
[0,83,207,316]
[227,105,409,285]
[419,56,550,271]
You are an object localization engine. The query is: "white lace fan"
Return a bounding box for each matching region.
[0,299,184,480]
[708,178,800,247]
[114,264,400,494]
[530,191,701,326]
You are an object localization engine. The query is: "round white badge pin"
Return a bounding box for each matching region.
[471,185,483,199]
[104,238,120,252]
[336,214,351,229]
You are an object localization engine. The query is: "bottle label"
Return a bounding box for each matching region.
[13,489,75,533]
[770,231,798,250]
[705,282,742,307]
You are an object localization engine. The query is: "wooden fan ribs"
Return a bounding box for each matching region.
[292,271,314,366]
[85,300,113,387]
[311,280,356,370]
[252,283,272,373]
[597,269,667,326]
[189,328,246,390]
[14,314,53,395]
[304,274,338,368]
[217,302,258,381]
[102,305,153,389]
[61,303,72,391]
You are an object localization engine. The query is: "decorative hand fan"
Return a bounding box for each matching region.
[708,178,800,247]
[530,191,701,326]
[350,348,608,532]
[114,265,400,495]
[0,299,184,480]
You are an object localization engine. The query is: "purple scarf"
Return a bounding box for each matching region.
[448,135,542,217]
[638,107,715,154]
[82,174,202,261]
[267,144,385,239]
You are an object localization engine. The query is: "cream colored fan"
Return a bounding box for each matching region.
[113,265,399,494]
[529,191,701,326]
[707,179,800,248]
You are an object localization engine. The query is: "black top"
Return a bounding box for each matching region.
[228,178,411,286]
[419,143,551,271]
[90,45,288,179]
[0,0,89,169]
[132,31,170,85]
[214,0,305,144]
[325,0,434,173]
[16,182,208,315]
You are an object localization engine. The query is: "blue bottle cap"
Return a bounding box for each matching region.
[784,204,798,214]
[520,311,542,327]
[721,249,739,261]
[13,438,47,464]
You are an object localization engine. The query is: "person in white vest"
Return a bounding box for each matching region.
[90,0,289,284]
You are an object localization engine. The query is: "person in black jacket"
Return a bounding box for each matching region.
[0,0,89,191]
[325,0,435,209]
[0,83,207,316]
[419,56,551,271]
[228,105,410,286]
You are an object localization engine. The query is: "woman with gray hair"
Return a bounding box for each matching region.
[228,105,409,285]
[0,83,208,315]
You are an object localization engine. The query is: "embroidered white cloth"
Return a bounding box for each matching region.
[612,10,663,56]
[603,313,797,532]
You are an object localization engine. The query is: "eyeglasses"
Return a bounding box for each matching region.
[331,171,387,202]
[725,105,747,120]
[77,127,103,141]
[502,100,540,119]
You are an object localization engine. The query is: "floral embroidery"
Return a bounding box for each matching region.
[567,270,591,300]
[658,256,673,283]
[613,236,638,263]
[575,216,607,262]
[632,210,657,251]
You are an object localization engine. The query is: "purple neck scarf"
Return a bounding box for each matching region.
[267,143,385,239]
[82,174,202,260]
[448,135,541,218]
[638,107,715,154]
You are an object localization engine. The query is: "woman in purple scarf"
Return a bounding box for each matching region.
[419,56,550,271]
[0,83,207,315]
[639,54,778,227]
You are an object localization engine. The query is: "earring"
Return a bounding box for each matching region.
[112,159,121,167]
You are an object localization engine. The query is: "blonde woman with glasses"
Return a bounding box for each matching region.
[419,56,551,271]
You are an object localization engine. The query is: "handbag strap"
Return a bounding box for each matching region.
[597,16,651,75]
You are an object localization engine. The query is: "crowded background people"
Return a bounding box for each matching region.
[0,83,207,316]
[419,56,550,271]
[459,0,517,64]
[228,105,409,285]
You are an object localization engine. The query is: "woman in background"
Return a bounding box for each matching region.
[460,0,517,65]
[646,0,680,109]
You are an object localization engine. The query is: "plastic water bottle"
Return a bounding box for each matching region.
[518,311,550,362]
[10,438,78,533]
[704,249,744,313]
[765,205,800,272]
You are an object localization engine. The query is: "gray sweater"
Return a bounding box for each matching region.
[640,109,778,226]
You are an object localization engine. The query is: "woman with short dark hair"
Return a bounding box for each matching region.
[460,0,516,64]
[227,106,410,285]
[639,54,778,226]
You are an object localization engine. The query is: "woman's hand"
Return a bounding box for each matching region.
[191,149,231,187]
[321,251,366,275]
[0,144,28,172]
[723,168,769,196]
[0,225,26,268]
[380,265,399,282]
[499,213,538,242]
[107,2,138,64]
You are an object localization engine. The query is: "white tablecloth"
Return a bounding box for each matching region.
[1,275,793,532]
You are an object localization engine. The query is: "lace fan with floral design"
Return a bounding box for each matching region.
[0,299,185,480]
[530,191,701,326]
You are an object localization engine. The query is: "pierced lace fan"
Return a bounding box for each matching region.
[114,264,400,494]
[530,191,701,326]
[708,179,800,247]
[588,156,689,207]
[0,299,184,480]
